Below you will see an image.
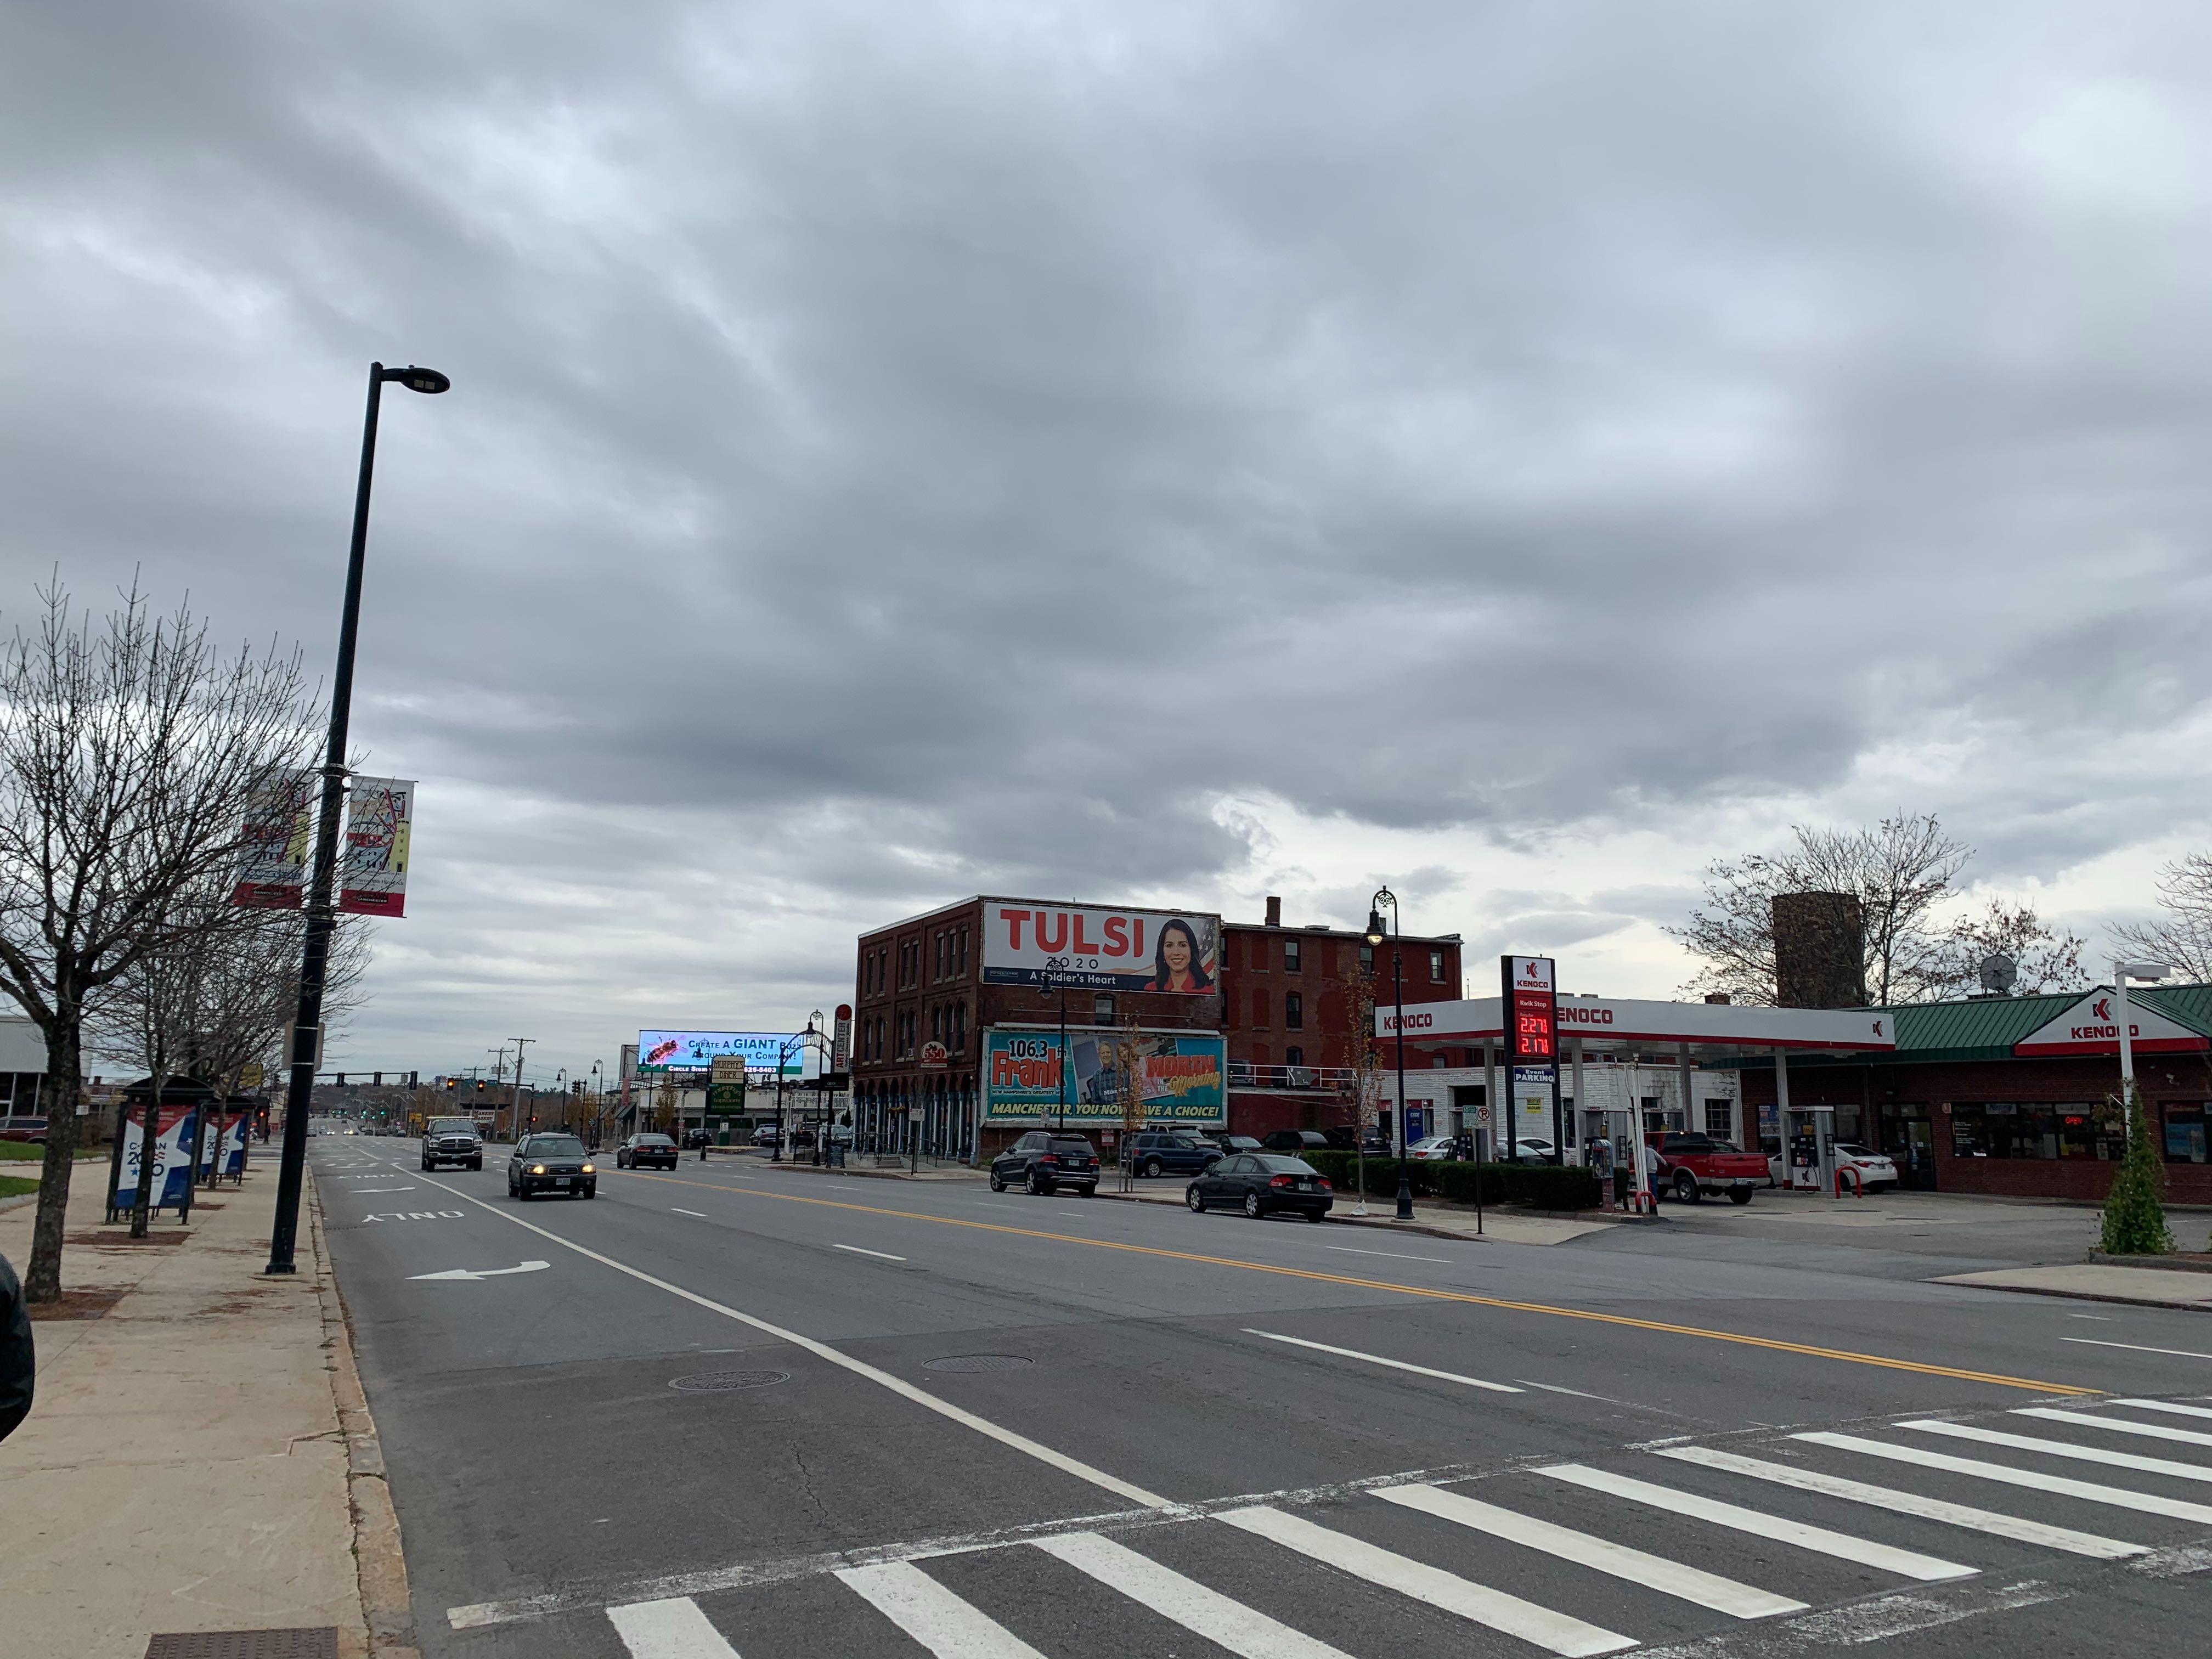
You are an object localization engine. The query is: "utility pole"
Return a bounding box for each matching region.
[509,1037,532,1136]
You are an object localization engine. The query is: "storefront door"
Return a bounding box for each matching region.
[1880,1104,1938,1190]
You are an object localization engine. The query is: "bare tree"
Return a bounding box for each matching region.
[1671,815,1973,1006]
[2112,854,2212,982]
[1915,896,2087,1001]
[0,580,317,1301]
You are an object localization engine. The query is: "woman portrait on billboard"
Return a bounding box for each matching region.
[1143,918,1214,994]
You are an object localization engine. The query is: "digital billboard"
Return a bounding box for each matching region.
[982,1028,1226,1124]
[636,1030,811,1076]
[982,902,1220,995]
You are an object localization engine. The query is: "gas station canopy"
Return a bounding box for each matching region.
[1378,995,1895,1056]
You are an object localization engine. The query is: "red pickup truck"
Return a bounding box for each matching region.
[1645,1132,1765,1205]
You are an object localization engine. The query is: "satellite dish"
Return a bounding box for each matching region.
[1978,953,2018,995]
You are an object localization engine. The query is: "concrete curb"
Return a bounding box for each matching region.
[1931,1277,2212,1315]
[2086,1250,2212,1274]
[309,1170,421,1659]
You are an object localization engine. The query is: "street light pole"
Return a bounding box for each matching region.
[2113,960,2171,1133]
[1365,888,1413,1221]
[266,361,448,1277]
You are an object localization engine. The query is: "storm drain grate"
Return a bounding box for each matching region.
[145,1629,338,1659]
[923,1354,1034,1373]
[669,1369,791,1392]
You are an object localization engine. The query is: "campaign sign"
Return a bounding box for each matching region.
[114,1105,197,1210]
[217,1114,250,1178]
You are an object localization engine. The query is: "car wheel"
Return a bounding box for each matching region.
[1726,1188,1752,1205]
[989,1171,1006,1192]
[469,1159,481,1171]
[583,1184,597,1199]
[1306,1209,1325,1223]
[1186,1187,1205,1212]
[1142,1156,1163,1178]
[1244,1192,1262,1218]
[1077,1184,1095,1197]
[420,1160,431,1171]
[1028,1171,1048,1195]
[1674,1172,1701,1205]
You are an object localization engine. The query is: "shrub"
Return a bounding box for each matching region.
[1300,1151,1599,1210]
[2100,1087,2173,1256]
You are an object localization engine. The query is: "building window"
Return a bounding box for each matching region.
[957,926,968,976]
[1285,1046,1304,1068]
[1251,936,1269,971]
[1359,943,1374,973]
[930,1006,943,1043]
[1430,1053,1448,1068]
[1093,993,1115,1024]
[2163,1102,2207,1164]
[1283,938,1301,973]
[1251,989,1269,1029]
[953,1003,968,1053]
[1704,1100,1734,1137]
[1430,949,1446,984]
[1283,991,1302,1030]
[1949,1102,2120,1161]
[1252,1043,1271,1068]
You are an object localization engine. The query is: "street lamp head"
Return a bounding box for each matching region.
[2117,961,2172,982]
[384,365,450,395]
[1364,909,1387,947]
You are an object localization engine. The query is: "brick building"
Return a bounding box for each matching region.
[1735,981,2212,1204]
[1218,895,1464,1139]
[851,896,1226,1160]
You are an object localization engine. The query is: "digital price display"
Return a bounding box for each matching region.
[1502,955,1557,1064]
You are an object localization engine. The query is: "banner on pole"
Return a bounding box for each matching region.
[338,777,415,917]
[231,771,315,909]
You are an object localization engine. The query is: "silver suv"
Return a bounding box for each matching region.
[421,1116,484,1171]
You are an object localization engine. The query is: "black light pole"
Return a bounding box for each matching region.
[1365,888,1414,1221]
[267,362,448,1276]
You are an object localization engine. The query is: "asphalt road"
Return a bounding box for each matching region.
[311,1139,2212,1659]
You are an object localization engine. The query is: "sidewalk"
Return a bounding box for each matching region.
[0,1164,405,1659]
[1933,1262,2212,1312]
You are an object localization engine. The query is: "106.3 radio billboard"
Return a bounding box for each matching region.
[982,902,1220,995]
[983,1029,1226,1124]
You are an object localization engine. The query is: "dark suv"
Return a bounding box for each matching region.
[1128,1130,1221,1178]
[990,1132,1101,1196]
[421,1116,484,1171]
[1261,1129,1330,1155]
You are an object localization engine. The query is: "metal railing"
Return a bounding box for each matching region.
[1226,1063,1356,1092]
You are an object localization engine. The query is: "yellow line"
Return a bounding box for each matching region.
[627,1170,2098,1396]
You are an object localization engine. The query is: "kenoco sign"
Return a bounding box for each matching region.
[982,902,1220,995]
[2014,991,2209,1057]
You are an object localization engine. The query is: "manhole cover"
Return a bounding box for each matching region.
[668,1369,790,1392]
[144,1630,338,1659]
[923,1354,1034,1373]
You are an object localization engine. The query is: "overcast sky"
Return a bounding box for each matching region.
[5,3,2209,1085]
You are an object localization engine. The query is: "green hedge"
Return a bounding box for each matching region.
[1299,1151,1601,1211]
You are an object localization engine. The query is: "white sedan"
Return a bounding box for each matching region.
[1768,1142,1900,1193]
[1407,1135,1460,1161]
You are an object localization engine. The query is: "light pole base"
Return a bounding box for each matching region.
[263,1261,298,1276]
[1394,1174,1414,1221]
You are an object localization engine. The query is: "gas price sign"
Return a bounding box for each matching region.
[1502,955,1557,1063]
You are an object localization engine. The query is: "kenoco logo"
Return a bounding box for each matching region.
[1559,1005,1614,1026]
[1382,1012,1435,1032]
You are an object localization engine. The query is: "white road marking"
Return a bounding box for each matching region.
[833,1243,909,1262]
[1662,1443,2148,1560]
[1900,1418,2212,1485]
[1325,1245,1450,1263]
[607,1595,741,1657]
[2114,1397,2212,1420]
[670,1208,707,1218]
[2015,1406,2212,1449]
[2068,1313,2113,1321]
[837,1560,1047,1657]
[1375,1482,1805,1618]
[1032,1531,1353,1658]
[1216,1505,1635,1656]
[2063,1337,2212,1361]
[354,1186,415,1193]
[1795,1431,2212,1526]
[1516,1380,1618,1402]
[1243,1329,1520,1393]
[408,1261,551,1282]
[1547,1460,1982,1576]
[400,1167,1172,1511]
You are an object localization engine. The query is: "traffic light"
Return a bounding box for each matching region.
[474,1080,486,1093]
[444,1077,456,1091]
[408,1071,418,1090]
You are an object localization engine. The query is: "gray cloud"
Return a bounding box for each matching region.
[5,2,2211,1077]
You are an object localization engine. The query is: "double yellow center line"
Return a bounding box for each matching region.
[632,1170,2097,1396]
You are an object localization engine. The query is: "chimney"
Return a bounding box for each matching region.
[1705,992,1730,1005]
[1771,891,1867,1008]
[1264,895,1282,928]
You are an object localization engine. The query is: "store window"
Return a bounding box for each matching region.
[1283,938,1302,973]
[2164,1102,2208,1164]
[1950,1102,2120,1160]
[1284,992,1302,1030]
[1358,943,1374,973]
[1430,949,1446,983]
[1703,1101,1734,1137]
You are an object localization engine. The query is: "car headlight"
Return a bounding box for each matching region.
[581,1164,596,1174]
[531,1164,546,1175]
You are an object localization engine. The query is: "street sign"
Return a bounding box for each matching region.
[708,1080,747,1110]
[710,1055,745,1084]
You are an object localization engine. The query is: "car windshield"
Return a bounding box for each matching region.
[430,1120,476,1134]
[1708,1139,1742,1153]
[635,1135,673,1146]
[1046,1138,1093,1155]
[525,1136,586,1158]
[1254,1155,1316,1173]
[1836,1144,1877,1158]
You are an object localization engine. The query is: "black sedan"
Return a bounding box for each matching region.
[508,1133,597,1200]
[616,1132,678,1170]
[1185,1153,1333,1221]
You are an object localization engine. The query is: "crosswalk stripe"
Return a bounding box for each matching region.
[1243,1329,1521,1392]
[1654,1444,2141,1560]
[606,1596,742,1658]
[1900,1418,2212,1485]
[1216,1504,1637,1657]
[1547,1460,1978,1577]
[1796,1432,2212,1526]
[1032,1531,1354,1658]
[1374,1482,1805,1618]
[2015,1406,2212,1449]
[2114,1398,2212,1421]
[836,1561,1049,1657]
